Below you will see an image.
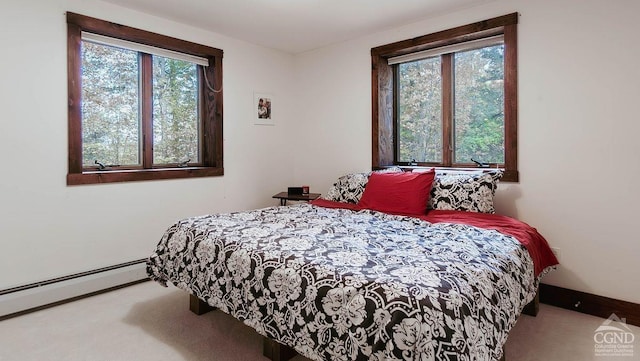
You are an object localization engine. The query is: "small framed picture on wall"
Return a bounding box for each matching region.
[254,92,274,125]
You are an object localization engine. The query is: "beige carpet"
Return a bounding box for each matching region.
[0,281,637,361]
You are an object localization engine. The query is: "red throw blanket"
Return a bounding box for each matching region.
[311,199,558,277]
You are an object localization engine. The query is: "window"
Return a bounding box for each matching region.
[67,13,223,185]
[371,13,519,181]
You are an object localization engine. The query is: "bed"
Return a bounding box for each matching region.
[147,170,558,361]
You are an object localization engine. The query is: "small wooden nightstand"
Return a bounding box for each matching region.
[272,192,321,206]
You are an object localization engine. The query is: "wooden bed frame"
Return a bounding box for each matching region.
[187,289,539,361]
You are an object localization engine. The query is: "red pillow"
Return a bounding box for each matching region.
[358,170,435,215]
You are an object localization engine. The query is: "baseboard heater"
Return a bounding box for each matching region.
[0,259,149,320]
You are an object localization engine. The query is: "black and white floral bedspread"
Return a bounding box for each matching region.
[147,203,537,361]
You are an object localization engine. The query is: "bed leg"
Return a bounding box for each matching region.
[189,294,215,315]
[263,336,297,361]
[522,289,540,316]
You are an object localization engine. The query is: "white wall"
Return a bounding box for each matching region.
[0,0,296,289]
[293,0,640,303]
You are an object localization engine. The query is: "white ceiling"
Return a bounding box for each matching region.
[101,0,493,54]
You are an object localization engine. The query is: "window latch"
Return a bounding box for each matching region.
[471,158,490,168]
[178,159,191,168]
[94,160,120,170]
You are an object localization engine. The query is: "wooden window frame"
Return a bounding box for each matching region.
[66,12,224,185]
[371,13,519,182]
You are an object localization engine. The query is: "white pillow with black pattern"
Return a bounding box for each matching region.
[323,167,402,204]
[428,171,503,213]
[323,172,370,203]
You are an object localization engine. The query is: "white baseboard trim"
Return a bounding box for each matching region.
[0,260,148,319]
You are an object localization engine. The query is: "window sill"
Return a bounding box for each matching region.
[67,167,224,185]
